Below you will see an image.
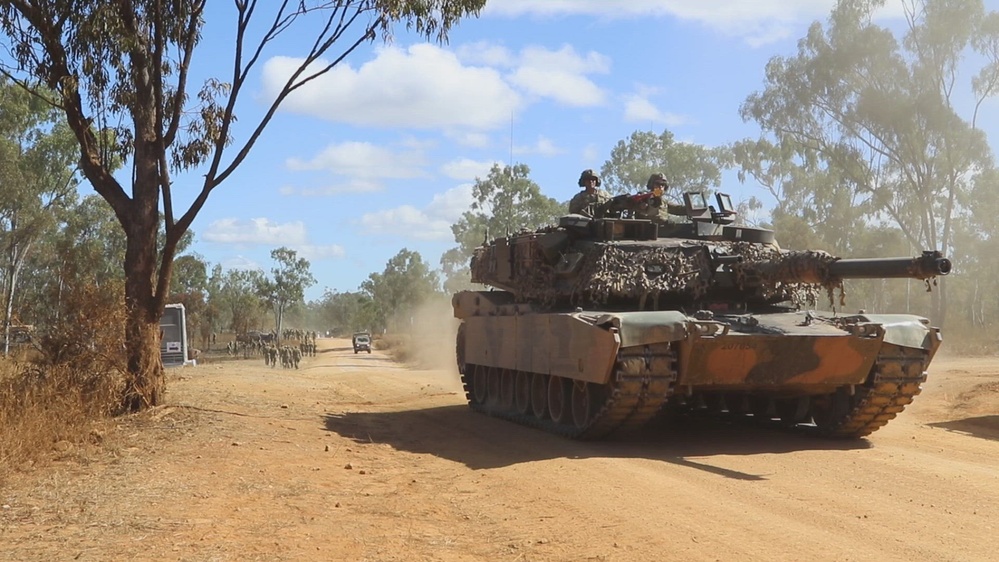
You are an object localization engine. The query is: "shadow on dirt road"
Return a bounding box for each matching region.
[322,405,870,478]
[928,415,999,441]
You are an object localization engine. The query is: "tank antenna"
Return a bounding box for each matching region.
[509,111,514,169]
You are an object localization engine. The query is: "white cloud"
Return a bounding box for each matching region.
[508,45,609,106]
[440,158,499,181]
[482,0,905,46]
[204,220,345,263]
[202,218,308,245]
[285,141,428,179]
[279,179,383,197]
[358,185,473,241]
[359,205,454,241]
[456,42,516,67]
[426,185,475,221]
[220,255,260,271]
[622,94,688,127]
[444,130,491,148]
[513,135,564,157]
[295,244,347,261]
[262,45,522,130]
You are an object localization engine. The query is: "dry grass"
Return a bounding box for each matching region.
[0,284,129,488]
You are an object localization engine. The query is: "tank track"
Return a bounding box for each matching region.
[458,339,928,440]
[810,343,928,438]
[460,343,677,440]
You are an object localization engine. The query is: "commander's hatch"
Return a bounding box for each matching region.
[684,192,726,238]
[684,192,712,222]
[683,191,735,239]
[713,193,737,224]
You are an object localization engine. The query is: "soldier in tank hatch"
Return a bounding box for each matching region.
[635,173,687,222]
[569,169,610,217]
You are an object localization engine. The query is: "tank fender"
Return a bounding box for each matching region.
[591,310,690,347]
[462,313,621,384]
[856,314,942,356]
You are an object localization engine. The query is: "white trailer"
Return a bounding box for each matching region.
[160,303,194,367]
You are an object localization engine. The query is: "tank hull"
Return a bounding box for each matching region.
[454,290,941,439]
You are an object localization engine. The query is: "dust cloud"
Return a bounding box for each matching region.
[392,297,460,372]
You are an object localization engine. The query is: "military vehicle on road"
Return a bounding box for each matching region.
[352,332,372,354]
[452,191,950,439]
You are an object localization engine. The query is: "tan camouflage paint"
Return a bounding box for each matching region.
[681,333,882,386]
[463,313,620,384]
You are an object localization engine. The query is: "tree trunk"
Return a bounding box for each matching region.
[121,300,164,412]
[2,238,28,357]
[120,150,166,412]
[121,223,165,410]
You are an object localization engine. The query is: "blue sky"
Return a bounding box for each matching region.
[160,0,999,301]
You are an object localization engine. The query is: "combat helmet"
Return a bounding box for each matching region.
[647,173,668,189]
[578,169,601,187]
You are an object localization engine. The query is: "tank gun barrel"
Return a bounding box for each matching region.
[827,251,951,280]
[745,250,951,285]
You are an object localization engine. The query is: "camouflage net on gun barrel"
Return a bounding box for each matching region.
[733,249,845,307]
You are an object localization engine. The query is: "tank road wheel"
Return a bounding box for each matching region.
[548,376,572,425]
[776,397,810,426]
[472,365,489,405]
[810,387,853,433]
[703,392,730,414]
[514,371,532,415]
[571,381,597,430]
[531,373,549,419]
[487,367,502,407]
[455,324,466,375]
[499,369,516,409]
[750,396,776,422]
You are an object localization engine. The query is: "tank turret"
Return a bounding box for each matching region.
[454,190,950,440]
[469,192,949,312]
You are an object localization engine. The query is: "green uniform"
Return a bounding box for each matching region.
[635,196,685,222]
[569,188,610,217]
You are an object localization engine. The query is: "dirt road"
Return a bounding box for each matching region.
[2,338,998,562]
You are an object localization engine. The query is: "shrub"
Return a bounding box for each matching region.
[0,282,128,484]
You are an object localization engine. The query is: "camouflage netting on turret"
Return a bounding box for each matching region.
[470,235,843,309]
[564,243,713,305]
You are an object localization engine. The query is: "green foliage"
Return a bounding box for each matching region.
[0,0,486,408]
[168,253,210,348]
[211,266,267,336]
[0,78,81,354]
[257,248,316,335]
[317,290,378,336]
[442,163,564,291]
[599,129,731,201]
[735,0,999,324]
[362,249,439,332]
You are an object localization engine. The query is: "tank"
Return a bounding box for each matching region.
[452,191,951,439]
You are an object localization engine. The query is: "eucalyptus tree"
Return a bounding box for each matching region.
[257,247,315,337]
[0,78,79,356]
[441,163,564,292]
[169,253,210,347]
[0,0,486,409]
[214,267,267,337]
[318,289,377,335]
[736,0,999,323]
[15,195,123,333]
[599,129,731,202]
[363,249,439,332]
